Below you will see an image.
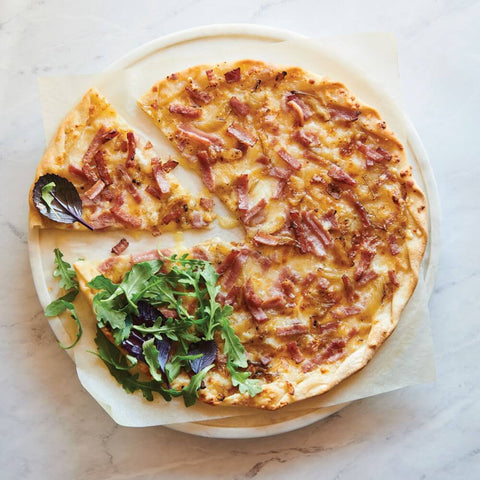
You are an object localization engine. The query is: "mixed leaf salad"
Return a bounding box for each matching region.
[45,249,262,407]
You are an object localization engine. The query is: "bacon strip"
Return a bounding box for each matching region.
[357,142,392,166]
[302,211,332,248]
[236,174,249,214]
[168,104,202,118]
[111,238,129,255]
[162,204,184,224]
[84,179,105,200]
[244,279,268,323]
[191,212,208,229]
[261,295,287,310]
[327,164,357,186]
[388,270,400,287]
[178,124,224,148]
[117,166,142,203]
[145,185,162,200]
[197,151,216,192]
[342,274,358,303]
[220,250,249,292]
[82,126,119,167]
[68,163,88,180]
[345,191,371,228]
[126,132,136,168]
[277,149,301,170]
[217,285,241,308]
[132,250,161,263]
[216,250,240,274]
[286,342,304,364]
[328,105,360,122]
[276,323,308,336]
[94,150,113,185]
[302,339,346,372]
[290,210,325,257]
[226,123,257,147]
[354,249,375,281]
[160,308,178,319]
[293,129,318,147]
[98,257,117,274]
[224,67,241,83]
[357,270,378,286]
[111,206,142,229]
[253,232,281,246]
[388,234,401,255]
[331,305,364,319]
[268,166,292,180]
[185,86,212,105]
[229,96,249,116]
[89,211,115,230]
[152,158,171,194]
[242,199,266,226]
[200,197,214,210]
[286,95,312,126]
[205,69,218,86]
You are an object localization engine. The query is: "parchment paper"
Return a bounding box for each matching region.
[34,33,436,426]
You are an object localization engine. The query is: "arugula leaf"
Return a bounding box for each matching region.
[182,365,214,407]
[87,275,118,295]
[120,261,162,310]
[53,248,79,291]
[227,361,262,397]
[142,338,163,381]
[219,315,248,368]
[46,300,83,350]
[41,182,56,210]
[44,289,78,316]
[92,290,127,332]
[91,327,136,371]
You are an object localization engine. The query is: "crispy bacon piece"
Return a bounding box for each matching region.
[200,197,214,210]
[151,158,171,194]
[302,211,332,248]
[286,342,305,364]
[191,246,209,261]
[357,270,378,286]
[162,159,179,173]
[162,204,184,224]
[226,123,257,147]
[178,124,224,148]
[388,234,401,255]
[286,94,312,126]
[217,285,241,308]
[293,129,318,147]
[216,250,240,274]
[302,339,346,372]
[89,211,115,230]
[321,210,338,230]
[317,320,339,334]
[268,166,292,180]
[354,249,375,281]
[357,142,392,166]
[244,279,268,323]
[117,166,142,203]
[82,161,99,183]
[224,67,241,83]
[94,150,113,185]
[220,250,249,292]
[262,295,287,310]
[197,151,216,192]
[290,210,325,257]
[388,269,400,287]
[327,164,357,186]
[342,274,358,303]
[345,191,371,228]
[98,257,117,274]
[111,206,142,229]
[132,250,161,263]
[68,163,89,180]
[205,69,218,86]
[242,199,266,226]
[277,148,301,170]
[126,132,136,168]
[111,238,129,255]
[276,323,308,336]
[253,232,281,246]
[331,305,364,319]
[191,212,208,229]
[229,96,249,116]
[82,126,119,166]
[328,105,360,122]
[185,86,212,105]
[168,103,202,118]
[84,179,105,200]
[145,185,162,200]
[160,308,178,319]
[236,174,249,214]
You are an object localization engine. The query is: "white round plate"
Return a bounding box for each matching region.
[29,24,440,439]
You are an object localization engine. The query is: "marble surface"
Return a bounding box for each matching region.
[1,0,479,478]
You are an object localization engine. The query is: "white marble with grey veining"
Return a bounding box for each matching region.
[1,0,479,478]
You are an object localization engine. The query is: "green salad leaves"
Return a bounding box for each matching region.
[44,249,82,350]
[88,254,262,406]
